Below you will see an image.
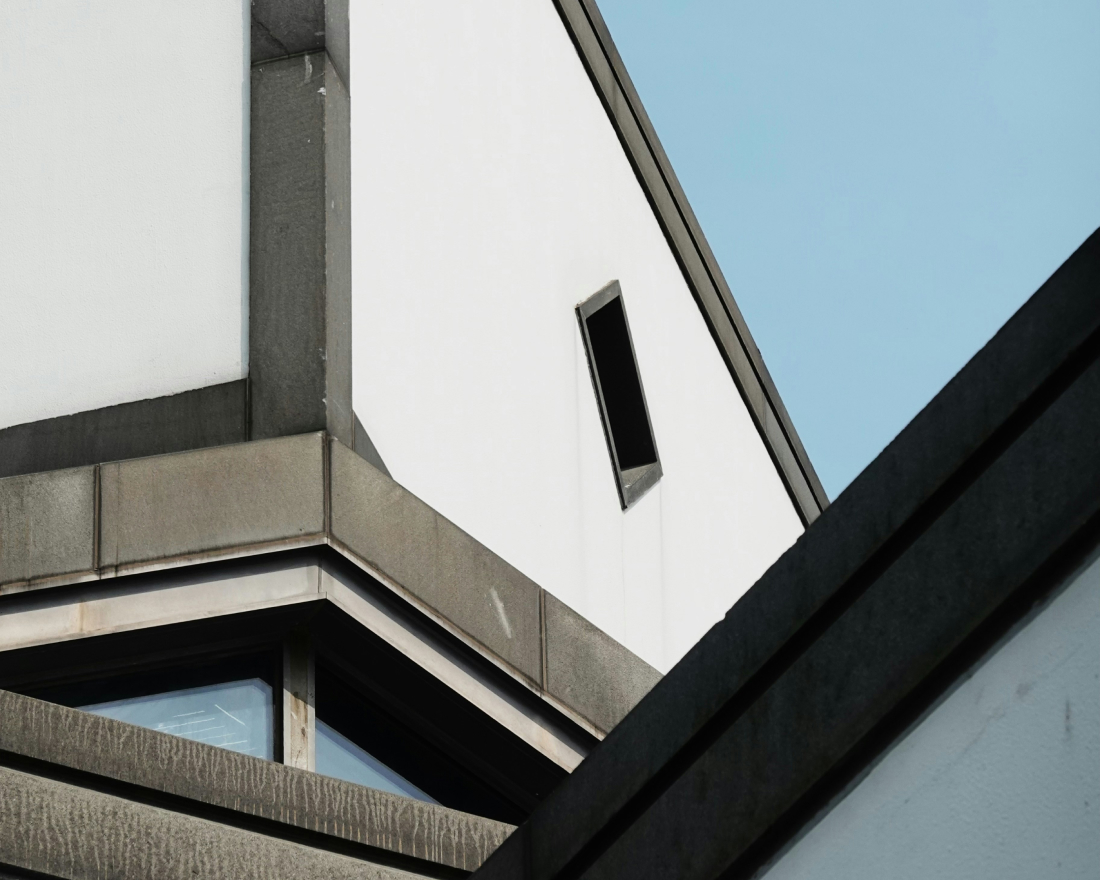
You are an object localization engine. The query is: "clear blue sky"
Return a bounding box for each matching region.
[597,0,1100,499]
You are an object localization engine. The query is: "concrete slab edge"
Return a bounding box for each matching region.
[0,688,511,875]
[0,434,658,737]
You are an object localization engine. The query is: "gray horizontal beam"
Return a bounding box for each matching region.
[469,228,1100,880]
[0,380,247,481]
[0,467,94,587]
[0,764,419,880]
[98,432,325,570]
[0,689,510,875]
[329,439,543,685]
[0,433,657,735]
[543,593,661,734]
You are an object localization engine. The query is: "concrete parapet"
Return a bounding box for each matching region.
[0,466,95,587]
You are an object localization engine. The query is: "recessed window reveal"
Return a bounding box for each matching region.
[577,282,662,508]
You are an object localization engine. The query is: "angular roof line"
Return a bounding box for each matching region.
[555,0,829,524]
[469,226,1100,880]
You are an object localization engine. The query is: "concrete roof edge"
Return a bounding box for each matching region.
[555,0,829,524]
[469,227,1100,880]
[0,688,508,875]
[0,434,660,737]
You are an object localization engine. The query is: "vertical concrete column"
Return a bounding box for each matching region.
[249,0,353,447]
[282,628,316,770]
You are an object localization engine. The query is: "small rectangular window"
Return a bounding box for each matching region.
[577,281,662,508]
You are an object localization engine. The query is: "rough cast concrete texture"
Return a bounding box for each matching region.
[250,52,353,446]
[0,690,512,873]
[99,433,324,568]
[0,766,419,880]
[0,432,657,734]
[330,438,543,684]
[544,593,661,733]
[470,228,1100,880]
[0,466,94,586]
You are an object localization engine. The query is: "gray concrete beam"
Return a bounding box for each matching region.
[250,51,353,447]
[0,765,418,880]
[543,593,660,734]
[329,439,543,686]
[0,689,512,875]
[99,434,324,570]
[0,467,95,587]
[0,431,657,738]
[469,227,1100,880]
[579,351,1100,880]
[0,381,247,481]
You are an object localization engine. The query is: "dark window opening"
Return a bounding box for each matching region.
[317,664,524,821]
[578,282,662,507]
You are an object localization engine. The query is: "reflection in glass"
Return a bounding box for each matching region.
[82,679,274,760]
[317,719,437,803]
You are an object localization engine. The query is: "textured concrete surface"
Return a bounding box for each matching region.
[99,434,324,568]
[329,439,542,684]
[0,429,660,737]
[250,52,352,447]
[0,690,513,873]
[543,593,660,733]
[251,0,349,89]
[0,765,418,880]
[0,466,94,587]
[471,229,1100,880]
[0,380,247,480]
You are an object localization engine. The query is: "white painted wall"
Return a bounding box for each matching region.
[762,548,1100,880]
[349,0,804,671]
[0,1,249,429]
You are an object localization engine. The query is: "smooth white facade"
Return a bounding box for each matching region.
[349,0,803,671]
[763,548,1100,880]
[0,1,249,430]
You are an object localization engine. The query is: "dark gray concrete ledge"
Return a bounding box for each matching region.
[0,434,658,737]
[0,380,247,481]
[0,689,508,877]
[469,229,1100,880]
[552,0,827,525]
[251,0,349,89]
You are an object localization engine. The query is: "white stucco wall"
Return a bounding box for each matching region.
[0,1,249,430]
[349,0,803,671]
[762,547,1100,880]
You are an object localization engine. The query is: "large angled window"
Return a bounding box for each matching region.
[577,281,662,508]
[316,719,436,802]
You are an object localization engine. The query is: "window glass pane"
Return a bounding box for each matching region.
[317,718,437,803]
[82,679,273,760]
